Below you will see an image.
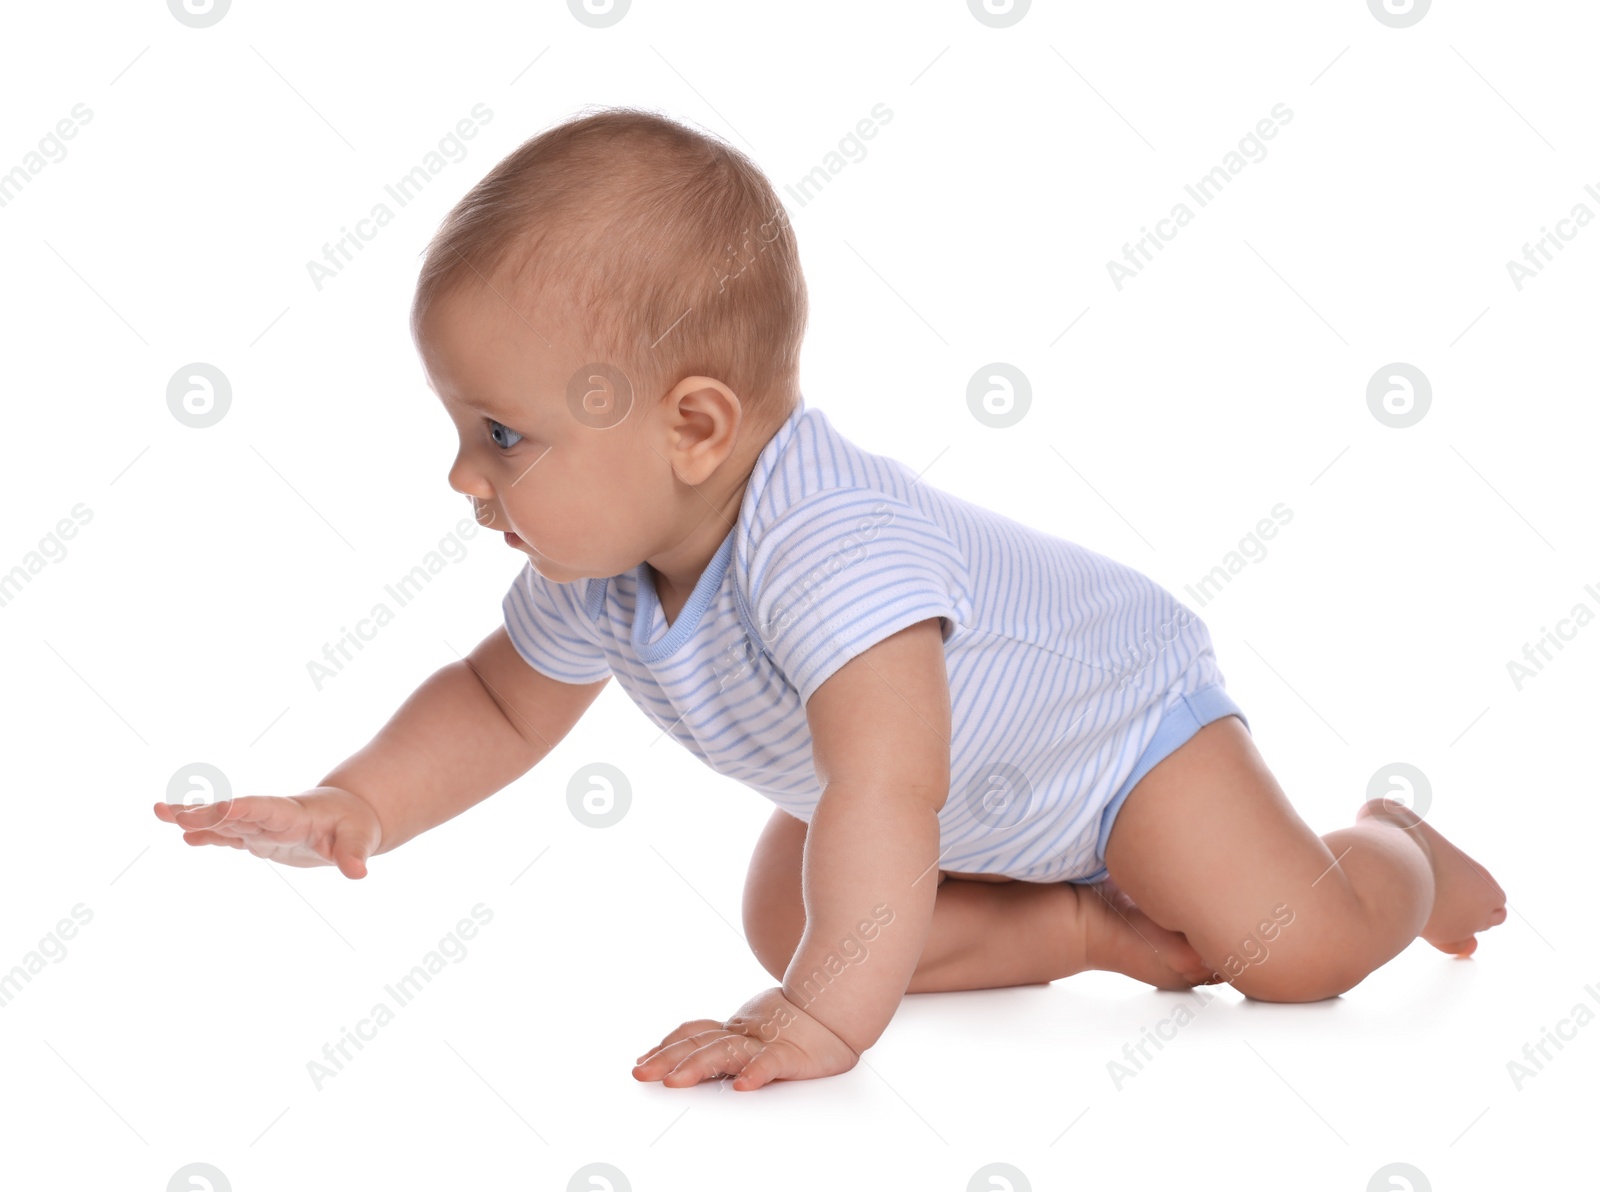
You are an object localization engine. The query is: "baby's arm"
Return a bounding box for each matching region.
[780,616,952,1055]
[632,616,951,1089]
[319,625,609,857]
[155,626,608,872]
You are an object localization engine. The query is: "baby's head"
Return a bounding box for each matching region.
[411,106,807,582]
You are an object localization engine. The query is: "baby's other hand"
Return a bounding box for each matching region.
[632,986,860,1091]
[152,786,382,879]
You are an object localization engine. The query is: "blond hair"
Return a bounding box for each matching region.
[411,106,807,433]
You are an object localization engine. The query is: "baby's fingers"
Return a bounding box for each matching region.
[661,1034,761,1088]
[632,1021,724,1078]
[154,798,241,833]
[156,796,291,837]
[635,1020,723,1062]
[178,829,245,850]
[729,1045,787,1091]
[328,820,372,880]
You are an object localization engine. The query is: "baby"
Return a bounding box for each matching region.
[154,106,1508,1092]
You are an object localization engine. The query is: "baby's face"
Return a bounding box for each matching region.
[417,279,680,583]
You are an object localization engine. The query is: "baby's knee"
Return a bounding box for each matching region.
[747,940,790,983]
[741,811,809,977]
[743,890,801,976]
[1196,902,1369,1001]
[1227,955,1368,1002]
[1210,926,1370,1002]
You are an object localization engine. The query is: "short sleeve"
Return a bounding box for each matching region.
[744,487,970,705]
[500,563,612,684]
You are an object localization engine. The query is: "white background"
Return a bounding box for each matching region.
[1,1,1593,1189]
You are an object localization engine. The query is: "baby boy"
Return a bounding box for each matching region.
[155,106,1507,1092]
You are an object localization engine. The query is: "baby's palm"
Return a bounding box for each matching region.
[152,787,380,879]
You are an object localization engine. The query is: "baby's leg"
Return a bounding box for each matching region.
[741,807,1215,994]
[1101,715,1508,1000]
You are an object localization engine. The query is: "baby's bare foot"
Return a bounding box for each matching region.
[1355,798,1508,956]
[1078,878,1220,991]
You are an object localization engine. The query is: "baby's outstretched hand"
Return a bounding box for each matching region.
[631,986,860,1091]
[152,787,382,880]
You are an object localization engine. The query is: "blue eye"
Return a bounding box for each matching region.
[486,418,524,450]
